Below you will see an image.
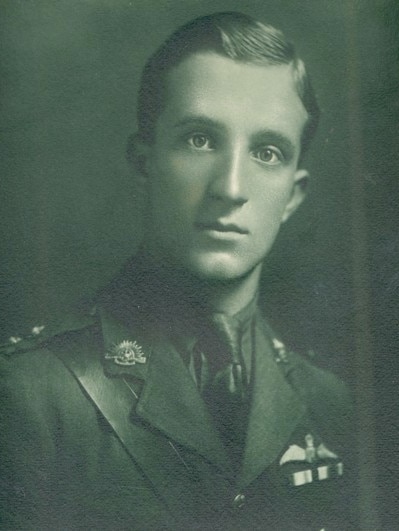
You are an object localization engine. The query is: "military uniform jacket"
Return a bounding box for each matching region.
[0,264,355,530]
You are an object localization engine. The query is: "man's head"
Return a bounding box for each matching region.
[131,12,319,286]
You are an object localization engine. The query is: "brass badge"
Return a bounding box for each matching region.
[105,340,147,366]
[272,337,289,363]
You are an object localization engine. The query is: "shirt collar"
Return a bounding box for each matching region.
[173,295,259,368]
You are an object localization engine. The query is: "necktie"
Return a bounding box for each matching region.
[209,313,247,399]
[196,314,249,462]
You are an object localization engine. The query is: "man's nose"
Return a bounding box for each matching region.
[207,147,248,206]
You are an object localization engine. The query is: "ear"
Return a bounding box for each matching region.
[281,169,309,223]
[126,133,151,182]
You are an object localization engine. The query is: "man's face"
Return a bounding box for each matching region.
[141,52,309,282]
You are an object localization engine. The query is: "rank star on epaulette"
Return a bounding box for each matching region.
[105,340,147,366]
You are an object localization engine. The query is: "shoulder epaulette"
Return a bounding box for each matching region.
[0,304,98,357]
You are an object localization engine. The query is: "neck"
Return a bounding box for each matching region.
[198,267,262,315]
[139,249,262,317]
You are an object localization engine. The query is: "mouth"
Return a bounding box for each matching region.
[195,221,249,235]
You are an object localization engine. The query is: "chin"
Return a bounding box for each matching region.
[185,251,259,283]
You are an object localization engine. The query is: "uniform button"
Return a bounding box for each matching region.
[232,493,246,508]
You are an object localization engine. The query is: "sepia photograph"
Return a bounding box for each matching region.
[1,1,398,529]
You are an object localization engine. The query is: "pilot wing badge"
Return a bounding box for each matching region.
[279,434,344,487]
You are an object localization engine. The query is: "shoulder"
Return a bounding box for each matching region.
[287,349,352,412]
[0,303,99,389]
[0,305,105,443]
[1,300,97,356]
[262,317,352,415]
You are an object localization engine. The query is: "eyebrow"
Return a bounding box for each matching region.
[172,115,226,132]
[173,114,298,158]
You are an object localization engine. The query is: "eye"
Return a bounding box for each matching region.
[187,133,213,150]
[252,146,283,165]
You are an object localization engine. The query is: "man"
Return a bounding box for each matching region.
[0,12,354,530]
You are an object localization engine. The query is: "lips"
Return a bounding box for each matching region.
[196,221,249,234]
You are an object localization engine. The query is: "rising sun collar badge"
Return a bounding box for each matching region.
[105,340,147,366]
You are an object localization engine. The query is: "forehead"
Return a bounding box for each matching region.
[159,52,308,147]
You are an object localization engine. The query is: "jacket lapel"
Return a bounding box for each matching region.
[137,345,231,473]
[50,327,195,526]
[53,323,233,526]
[238,317,306,488]
[99,304,231,475]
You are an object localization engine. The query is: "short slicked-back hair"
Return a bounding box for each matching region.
[137,11,319,155]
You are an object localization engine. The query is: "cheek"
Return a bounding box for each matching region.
[148,170,201,226]
[151,155,206,207]
[253,182,293,221]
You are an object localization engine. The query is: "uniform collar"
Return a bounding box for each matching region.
[172,295,258,370]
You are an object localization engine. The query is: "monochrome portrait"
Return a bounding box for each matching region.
[1,1,398,529]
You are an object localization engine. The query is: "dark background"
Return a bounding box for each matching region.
[1,0,398,528]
